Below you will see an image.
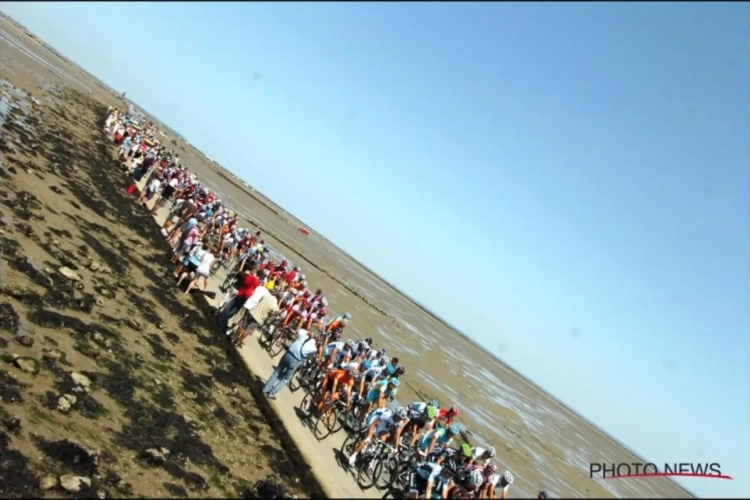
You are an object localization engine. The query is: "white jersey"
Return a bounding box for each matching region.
[324,341,345,358]
[367,407,393,428]
[365,364,385,378]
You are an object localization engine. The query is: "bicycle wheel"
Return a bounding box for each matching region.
[288,365,303,393]
[356,452,379,490]
[382,489,405,499]
[268,330,287,357]
[373,456,395,491]
[314,406,334,440]
[329,404,345,436]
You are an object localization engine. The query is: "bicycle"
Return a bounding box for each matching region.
[265,326,294,358]
[300,388,347,440]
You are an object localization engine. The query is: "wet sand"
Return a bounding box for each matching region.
[0,15,693,499]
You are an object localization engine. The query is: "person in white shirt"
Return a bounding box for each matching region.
[183,244,214,295]
[262,329,317,399]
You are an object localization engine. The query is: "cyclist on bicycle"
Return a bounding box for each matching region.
[317,330,344,364]
[347,406,410,466]
[466,445,497,466]
[408,460,457,499]
[310,365,358,415]
[419,424,461,457]
[405,402,439,447]
[326,312,351,333]
[356,357,388,400]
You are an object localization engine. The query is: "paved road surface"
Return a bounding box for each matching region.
[138,178,380,499]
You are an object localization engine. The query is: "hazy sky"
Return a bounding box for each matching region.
[3,2,748,497]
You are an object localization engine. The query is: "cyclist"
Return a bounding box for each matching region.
[405,402,439,447]
[466,445,497,466]
[437,405,460,426]
[363,376,400,415]
[309,365,359,415]
[347,406,410,466]
[419,424,461,457]
[408,460,457,500]
[537,491,549,500]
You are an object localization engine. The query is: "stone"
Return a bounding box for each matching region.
[70,371,91,389]
[63,394,78,405]
[89,261,101,272]
[39,475,58,491]
[14,357,39,374]
[57,397,71,413]
[16,335,34,347]
[42,348,65,361]
[59,475,91,493]
[143,447,169,465]
[58,266,81,282]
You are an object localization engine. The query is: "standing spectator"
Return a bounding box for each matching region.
[263,329,317,399]
[217,265,260,332]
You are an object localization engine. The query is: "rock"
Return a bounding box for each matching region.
[153,378,162,386]
[96,490,106,499]
[59,475,91,493]
[94,296,104,306]
[156,322,165,330]
[58,266,81,282]
[124,318,142,332]
[63,394,78,405]
[42,348,66,362]
[15,335,34,347]
[14,356,40,374]
[143,447,169,465]
[57,397,72,413]
[89,261,101,272]
[70,371,92,389]
[39,475,58,491]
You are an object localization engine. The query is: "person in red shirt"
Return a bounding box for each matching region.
[217,266,261,331]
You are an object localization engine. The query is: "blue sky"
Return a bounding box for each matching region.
[4,2,748,497]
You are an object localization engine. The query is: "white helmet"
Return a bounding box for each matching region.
[502,471,514,484]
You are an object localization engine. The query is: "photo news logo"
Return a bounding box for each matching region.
[589,462,733,481]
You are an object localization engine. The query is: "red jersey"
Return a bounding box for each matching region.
[236,274,261,300]
[283,270,298,284]
[438,408,456,425]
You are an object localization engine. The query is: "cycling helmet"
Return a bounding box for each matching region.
[449,405,460,416]
[426,405,437,420]
[468,470,484,488]
[343,312,352,320]
[395,366,406,377]
[447,424,460,436]
[428,399,439,408]
[378,358,388,367]
[300,280,307,287]
[318,307,327,316]
[364,337,372,345]
[395,407,408,420]
[300,274,306,281]
[387,377,400,388]
[315,289,322,295]
[377,348,386,356]
[502,471,514,484]
[348,366,359,378]
[357,340,368,351]
[485,462,498,474]
[303,289,311,297]
[340,318,349,326]
[321,297,328,307]
[461,442,472,458]
[538,491,548,500]
[486,446,496,458]
[294,266,300,271]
